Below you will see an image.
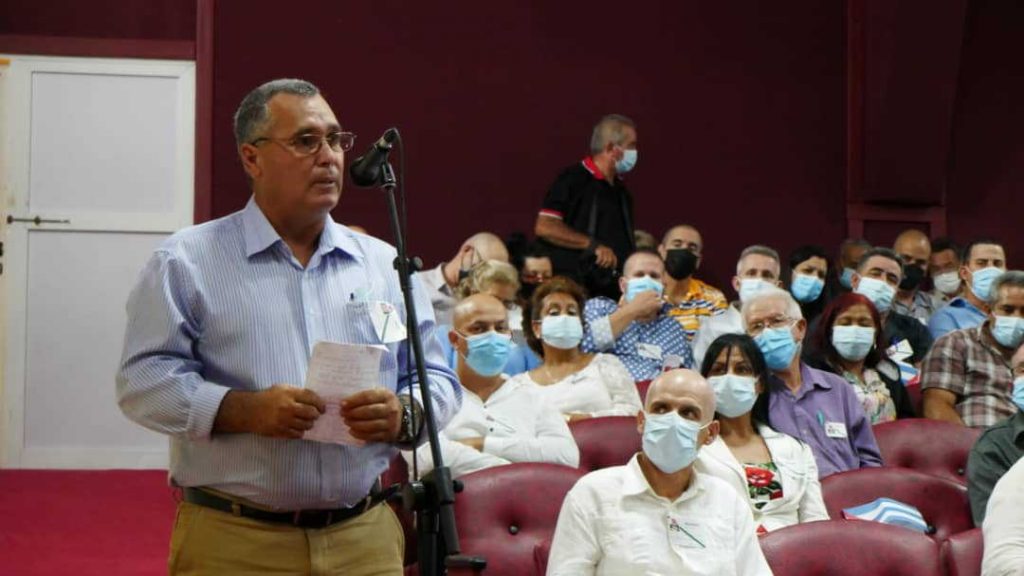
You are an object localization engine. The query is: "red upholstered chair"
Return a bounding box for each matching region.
[942,527,984,576]
[380,454,417,567]
[872,418,982,485]
[569,416,641,472]
[759,519,943,575]
[820,467,973,541]
[453,463,586,576]
[905,381,923,415]
[533,539,551,576]
[636,380,651,404]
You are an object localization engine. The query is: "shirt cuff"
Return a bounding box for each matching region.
[186,382,232,441]
[482,436,513,459]
[591,315,615,351]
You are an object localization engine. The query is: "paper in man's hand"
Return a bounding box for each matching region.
[303,341,386,445]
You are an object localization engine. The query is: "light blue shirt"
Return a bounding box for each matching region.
[116,198,461,510]
[928,296,987,340]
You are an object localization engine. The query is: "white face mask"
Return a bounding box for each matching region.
[931,271,962,296]
[739,278,770,303]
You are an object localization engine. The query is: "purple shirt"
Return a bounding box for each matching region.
[767,363,883,478]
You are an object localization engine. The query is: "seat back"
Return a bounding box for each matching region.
[905,381,923,415]
[453,463,585,576]
[942,527,984,576]
[821,467,973,541]
[533,539,551,576]
[636,379,651,404]
[569,416,641,472]
[873,418,981,485]
[759,520,942,575]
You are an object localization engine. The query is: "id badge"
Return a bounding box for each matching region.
[637,342,663,361]
[825,421,848,439]
[369,301,407,344]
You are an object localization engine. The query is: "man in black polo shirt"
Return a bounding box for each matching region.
[534,114,637,299]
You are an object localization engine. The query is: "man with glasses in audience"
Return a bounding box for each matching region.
[922,271,1024,428]
[416,232,510,325]
[409,293,578,477]
[743,288,882,477]
[117,79,461,574]
[659,224,728,342]
[892,229,935,324]
[516,241,553,302]
[547,369,772,575]
[929,239,1008,340]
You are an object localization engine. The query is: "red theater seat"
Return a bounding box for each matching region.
[759,519,942,575]
[942,527,984,576]
[534,539,551,576]
[636,380,651,403]
[380,454,417,566]
[569,416,641,472]
[821,467,973,541]
[873,418,981,485]
[452,463,585,576]
[905,381,923,415]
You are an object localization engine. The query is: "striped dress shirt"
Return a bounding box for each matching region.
[117,197,461,510]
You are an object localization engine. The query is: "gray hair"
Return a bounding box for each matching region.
[741,287,804,327]
[233,78,320,148]
[989,271,1024,306]
[589,114,636,154]
[736,245,781,275]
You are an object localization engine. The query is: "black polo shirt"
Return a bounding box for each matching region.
[967,410,1024,525]
[537,157,635,280]
[883,311,934,365]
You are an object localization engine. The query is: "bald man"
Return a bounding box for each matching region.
[408,294,578,478]
[547,369,772,575]
[659,224,728,342]
[893,229,936,323]
[416,232,509,325]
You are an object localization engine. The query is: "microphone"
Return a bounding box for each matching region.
[349,127,399,187]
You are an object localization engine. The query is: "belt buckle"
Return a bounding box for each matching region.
[292,509,335,529]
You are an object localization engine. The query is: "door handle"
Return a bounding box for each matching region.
[6,215,71,225]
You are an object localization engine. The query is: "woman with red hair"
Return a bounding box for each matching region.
[808,292,916,423]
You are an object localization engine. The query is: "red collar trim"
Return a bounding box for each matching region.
[581,157,606,181]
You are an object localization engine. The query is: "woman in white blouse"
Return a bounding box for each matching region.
[694,333,829,533]
[506,276,642,421]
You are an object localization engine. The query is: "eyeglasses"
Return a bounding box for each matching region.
[747,316,795,336]
[251,131,356,156]
[522,273,552,284]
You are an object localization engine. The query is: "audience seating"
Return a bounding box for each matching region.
[452,463,585,576]
[380,454,418,567]
[759,519,943,575]
[905,381,923,415]
[569,416,641,472]
[821,467,973,541]
[872,418,982,485]
[533,539,551,576]
[636,379,651,403]
[942,527,984,576]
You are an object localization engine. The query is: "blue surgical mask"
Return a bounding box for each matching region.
[991,315,1024,349]
[739,278,770,303]
[755,326,799,370]
[458,330,513,377]
[855,276,896,314]
[840,268,856,289]
[831,325,876,362]
[642,411,708,474]
[626,276,664,302]
[1012,377,1024,412]
[616,149,638,173]
[971,267,1004,302]
[541,315,584,350]
[707,374,757,418]
[790,274,825,303]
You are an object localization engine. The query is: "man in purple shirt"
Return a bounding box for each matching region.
[742,287,882,478]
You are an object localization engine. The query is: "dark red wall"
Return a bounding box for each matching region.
[0,0,194,40]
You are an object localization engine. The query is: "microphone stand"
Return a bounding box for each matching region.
[377,161,485,576]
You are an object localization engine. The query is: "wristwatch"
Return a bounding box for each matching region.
[396,396,424,445]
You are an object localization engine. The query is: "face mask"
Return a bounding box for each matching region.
[707,374,757,418]
[739,278,771,303]
[990,315,1024,349]
[790,274,825,303]
[899,265,925,291]
[932,271,962,296]
[615,149,638,174]
[665,249,698,280]
[971,267,1004,302]
[625,276,664,302]
[642,411,708,474]
[840,267,856,289]
[1012,377,1024,412]
[541,315,584,350]
[831,325,876,362]
[855,276,896,314]
[458,331,512,377]
[755,326,799,371]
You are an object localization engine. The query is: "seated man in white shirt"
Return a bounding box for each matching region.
[408,293,578,478]
[547,369,773,575]
[982,456,1024,576]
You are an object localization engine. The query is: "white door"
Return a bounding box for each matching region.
[0,55,195,469]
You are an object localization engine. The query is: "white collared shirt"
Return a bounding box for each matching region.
[547,455,773,576]
[414,263,456,326]
[507,353,642,417]
[982,457,1024,575]
[408,376,579,478]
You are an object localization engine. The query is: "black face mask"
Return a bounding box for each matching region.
[900,264,925,291]
[458,267,472,282]
[665,249,698,280]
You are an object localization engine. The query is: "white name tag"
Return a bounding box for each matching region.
[825,421,848,439]
[369,301,407,344]
[667,514,708,551]
[637,343,663,361]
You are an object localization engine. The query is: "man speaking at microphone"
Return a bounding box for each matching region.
[117,78,460,575]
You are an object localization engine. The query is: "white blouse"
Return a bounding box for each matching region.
[506,353,643,417]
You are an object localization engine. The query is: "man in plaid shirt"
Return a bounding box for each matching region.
[921,271,1024,428]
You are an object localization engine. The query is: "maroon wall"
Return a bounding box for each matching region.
[0,0,194,40]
